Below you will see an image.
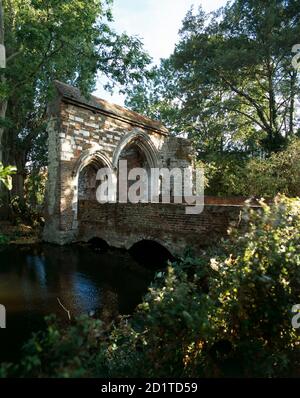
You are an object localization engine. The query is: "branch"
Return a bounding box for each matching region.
[57,297,71,321]
[225,106,266,131]
[6,50,21,63]
[218,71,271,133]
[12,34,65,91]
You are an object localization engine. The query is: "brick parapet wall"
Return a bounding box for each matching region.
[77,200,247,256]
[43,84,194,246]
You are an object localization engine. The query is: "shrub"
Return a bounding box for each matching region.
[245,140,300,197]
[198,153,248,197]
[2,196,300,377]
[205,196,300,376]
[9,196,44,227]
[9,315,108,378]
[201,139,300,198]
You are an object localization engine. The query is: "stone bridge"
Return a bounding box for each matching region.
[43,81,244,257]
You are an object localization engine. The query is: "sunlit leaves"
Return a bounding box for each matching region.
[0,162,17,190]
[3,0,151,184]
[126,1,300,155]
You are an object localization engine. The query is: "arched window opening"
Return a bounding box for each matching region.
[117,141,151,202]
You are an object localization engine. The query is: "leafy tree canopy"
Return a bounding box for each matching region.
[126,0,300,155]
[1,0,151,196]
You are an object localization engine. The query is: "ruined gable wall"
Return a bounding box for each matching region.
[44,96,192,245]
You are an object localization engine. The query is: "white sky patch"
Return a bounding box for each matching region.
[95,0,228,105]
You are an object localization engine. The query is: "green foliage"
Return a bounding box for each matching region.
[201,139,300,197]
[0,314,105,378]
[24,168,47,208]
[0,234,10,245]
[2,196,300,378]
[0,162,16,190]
[244,139,300,197]
[2,0,151,197]
[205,196,300,376]
[125,59,185,134]
[197,153,248,197]
[126,1,300,155]
[9,196,44,227]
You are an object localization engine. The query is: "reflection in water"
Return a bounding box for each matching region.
[71,273,101,314]
[0,244,155,362]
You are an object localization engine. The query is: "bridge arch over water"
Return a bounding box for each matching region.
[43,81,244,255]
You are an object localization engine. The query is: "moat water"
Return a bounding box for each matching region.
[0,243,162,363]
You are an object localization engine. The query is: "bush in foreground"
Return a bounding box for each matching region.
[1,196,300,378]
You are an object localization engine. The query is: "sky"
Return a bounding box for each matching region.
[94,0,228,104]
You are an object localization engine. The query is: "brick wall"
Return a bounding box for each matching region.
[43,81,195,245]
[43,82,252,254]
[77,201,245,256]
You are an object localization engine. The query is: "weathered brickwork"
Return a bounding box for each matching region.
[43,81,247,255]
[78,201,243,256]
[43,81,194,246]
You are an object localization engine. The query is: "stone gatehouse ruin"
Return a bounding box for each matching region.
[43,81,242,256]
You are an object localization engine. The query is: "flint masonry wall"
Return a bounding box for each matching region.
[43,81,194,246]
[43,81,247,256]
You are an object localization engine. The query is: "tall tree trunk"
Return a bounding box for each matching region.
[11,150,26,200]
[0,0,6,164]
[0,0,9,220]
[0,100,7,164]
[289,71,297,136]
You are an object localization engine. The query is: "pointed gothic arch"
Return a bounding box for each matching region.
[71,149,116,229]
[112,130,160,169]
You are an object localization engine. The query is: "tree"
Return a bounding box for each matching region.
[1,0,151,201]
[0,0,6,165]
[126,59,185,135]
[126,1,300,156]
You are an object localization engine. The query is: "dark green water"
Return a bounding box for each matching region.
[0,243,156,363]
